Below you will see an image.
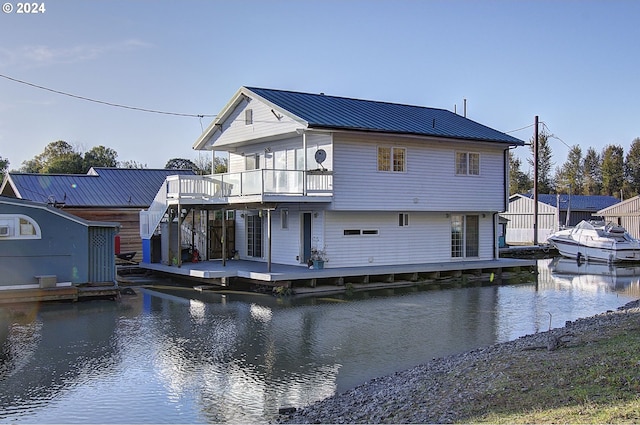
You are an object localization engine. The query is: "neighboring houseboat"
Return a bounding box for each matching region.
[0,196,119,302]
[140,86,525,271]
[501,193,620,246]
[1,167,196,261]
[597,195,640,240]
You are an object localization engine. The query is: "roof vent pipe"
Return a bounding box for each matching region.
[464,98,467,118]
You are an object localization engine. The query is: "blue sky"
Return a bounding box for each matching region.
[1,0,639,172]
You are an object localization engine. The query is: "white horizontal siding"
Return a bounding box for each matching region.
[233,205,325,266]
[270,205,324,266]
[232,207,496,267]
[500,195,558,245]
[331,134,508,212]
[210,97,301,148]
[323,211,495,268]
[227,133,333,173]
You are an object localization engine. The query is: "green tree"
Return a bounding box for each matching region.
[0,156,8,185]
[20,140,84,174]
[582,147,601,195]
[508,151,531,195]
[165,158,198,171]
[601,144,624,197]
[38,141,83,174]
[213,156,228,174]
[555,145,583,194]
[624,137,640,197]
[192,154,228,174]
[119,160,147,169]
[528,130,554,194]
[84,146,118,171]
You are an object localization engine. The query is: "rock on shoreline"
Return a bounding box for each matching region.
[278,299,640,424]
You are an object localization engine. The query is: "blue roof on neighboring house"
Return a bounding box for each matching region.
[3,167,195,207]
[246,86,525,145]
[519,193,620,211]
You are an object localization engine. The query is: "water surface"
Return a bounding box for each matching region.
[1,258,638,423]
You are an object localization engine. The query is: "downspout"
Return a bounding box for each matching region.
[503,148,509,212]
[499,148,509,259]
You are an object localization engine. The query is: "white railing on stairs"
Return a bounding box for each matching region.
[140,179,169,239]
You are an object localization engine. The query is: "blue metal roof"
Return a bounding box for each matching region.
[246,87,524,145]
[521,193,620,211]
[5,167,195,207]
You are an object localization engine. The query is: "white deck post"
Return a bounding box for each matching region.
[302,131,307,196]
[222,208,227,267]
[267,208,272,272]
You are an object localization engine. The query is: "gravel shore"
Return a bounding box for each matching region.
[277,299,640,424]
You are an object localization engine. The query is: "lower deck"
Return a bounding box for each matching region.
[137,258,537,290]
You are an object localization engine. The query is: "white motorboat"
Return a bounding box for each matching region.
[546,220,640,263]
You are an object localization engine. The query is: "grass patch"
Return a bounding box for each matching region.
[461,324,640,424]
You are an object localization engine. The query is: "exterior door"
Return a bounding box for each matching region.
[301,212,312,263]
[208,219,235,259]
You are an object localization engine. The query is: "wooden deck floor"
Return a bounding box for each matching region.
[138,258,536,286]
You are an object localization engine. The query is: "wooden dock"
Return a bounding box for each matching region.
[0,284,120,305]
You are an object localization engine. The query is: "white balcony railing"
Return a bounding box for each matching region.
[165,169,332,201]
[140,170,332,239]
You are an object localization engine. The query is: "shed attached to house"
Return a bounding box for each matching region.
[0,167,195,261]
[0,196,119,289]
[500,193,619,245]
[597,195,640,239]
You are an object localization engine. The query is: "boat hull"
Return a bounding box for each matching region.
[548,236,640,262]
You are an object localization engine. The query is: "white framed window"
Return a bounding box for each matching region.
[245,109,253,125]
[281,209,289,229]
[245,154,260,170]
[0,214,42,240]
[455,152,480,175]
[378,146,406,172]
[398,213,409,227]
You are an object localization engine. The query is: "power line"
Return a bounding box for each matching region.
[540,122,572,149]
[506,123,535,134]
[0,73,216,118]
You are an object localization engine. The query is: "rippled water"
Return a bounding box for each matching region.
[1,258,638,423]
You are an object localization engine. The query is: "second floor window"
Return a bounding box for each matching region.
[378,147,406,172]
[246,154,260,170]
[455,152,480,175]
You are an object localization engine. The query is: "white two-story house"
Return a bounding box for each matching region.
[140,87,524,269]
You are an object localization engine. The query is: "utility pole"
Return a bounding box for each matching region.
[533,116,539,246]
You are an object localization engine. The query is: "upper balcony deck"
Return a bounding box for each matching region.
[165,169,333,205]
